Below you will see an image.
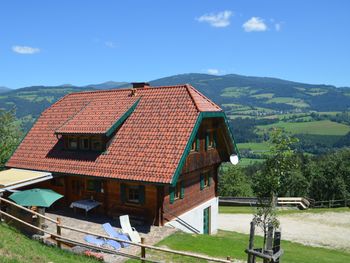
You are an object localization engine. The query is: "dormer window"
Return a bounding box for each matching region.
[91,137,103,151]
[80,137,90,150]
[68,136,78,150]
[64,135,104,151]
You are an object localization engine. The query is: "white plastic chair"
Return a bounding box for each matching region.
[119,215,141,243]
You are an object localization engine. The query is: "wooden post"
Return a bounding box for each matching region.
[273,231,281,263]
[56,217,62,249]
[247,221,255,263]
[141,237,146,263]
[226,256,231,261]
[264,224,274,263]
[0,198,2,222]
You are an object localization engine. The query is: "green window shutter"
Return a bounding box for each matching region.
[180,181,185,199]
[169,186,175,204]
[195,136,200,151]
[200,174,204,190]
[120,183,126,203]
[213,131,217,148]
[205,133,209,151]
[139,185,145,205]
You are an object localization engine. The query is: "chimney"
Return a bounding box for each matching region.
[132,82,150,89]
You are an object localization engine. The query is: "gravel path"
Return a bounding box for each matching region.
[219,212,350,251]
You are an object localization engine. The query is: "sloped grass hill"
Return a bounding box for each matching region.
[0,223,98,263]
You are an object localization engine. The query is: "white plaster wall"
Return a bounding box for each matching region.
[165,197,218,234]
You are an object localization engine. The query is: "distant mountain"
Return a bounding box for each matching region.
[0,86,11,93]
[85,81,129,90]
[0,73,349,132]
[150,73,350,111]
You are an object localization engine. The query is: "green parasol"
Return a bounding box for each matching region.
[9,188,63,207]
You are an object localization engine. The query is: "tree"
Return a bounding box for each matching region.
[0,109,22,170]
[252,128,298,251]
[218,165,253,197]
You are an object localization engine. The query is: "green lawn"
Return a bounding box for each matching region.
[237,142,270,152]
[257,120,350,136]
[219,206,350,215]
[129,230,350,263]
[0,223,98,263]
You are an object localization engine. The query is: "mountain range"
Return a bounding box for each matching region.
[0,73,349,131]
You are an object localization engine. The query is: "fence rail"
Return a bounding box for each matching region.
[0,196,232,263]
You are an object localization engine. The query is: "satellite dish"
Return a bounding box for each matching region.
[230,154,239,165]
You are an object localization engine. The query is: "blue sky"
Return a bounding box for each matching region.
[1,0,350,88]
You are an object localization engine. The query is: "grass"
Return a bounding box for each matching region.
[0,223,98,263]
[128,230,350,263]
[257,120,350,136]
[219,206,350,215]
[237,142,270,152]
[266,97,310,108]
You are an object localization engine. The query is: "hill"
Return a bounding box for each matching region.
[0,86,11,93]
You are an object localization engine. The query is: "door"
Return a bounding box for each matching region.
[203,207,210,234]
[69,178,83,201]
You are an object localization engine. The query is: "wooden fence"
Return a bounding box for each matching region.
[0,197,232,263]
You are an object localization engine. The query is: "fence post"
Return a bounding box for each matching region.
[273,230,281,263]
[0,198,2,222]
[56,217,62,249]
[247,221,255,263]
[141,237,146,263]
[227,256,231,261]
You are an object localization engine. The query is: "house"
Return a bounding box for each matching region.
[5,83,239,234]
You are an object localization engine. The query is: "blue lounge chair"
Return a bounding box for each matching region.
[102,223,130,248]
[84,235,105,247]
[106,239,121,250]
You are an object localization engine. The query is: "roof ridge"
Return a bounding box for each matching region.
[185,84,222,111]
[68,84,189,96]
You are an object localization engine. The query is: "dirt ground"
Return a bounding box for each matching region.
[218,212,350,251]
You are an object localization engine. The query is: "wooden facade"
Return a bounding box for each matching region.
[35,117,230,226]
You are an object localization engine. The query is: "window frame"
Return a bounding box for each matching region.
[91,136,103,151]
[79,137,90,150]
[86,179,102,193]
[127,185,141,204]
[67,136,78,150]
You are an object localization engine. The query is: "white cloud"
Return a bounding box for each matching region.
[12,45,40,54]
[207,69,220,75]
[105,41,117,48]
[275,23,281,31]
[197,10,233,28]
[242,17,267,32]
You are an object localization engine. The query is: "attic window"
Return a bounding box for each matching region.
[80,137,90,150]
[68,137,78,150]
[91,137,102,151]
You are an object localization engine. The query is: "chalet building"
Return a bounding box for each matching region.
[5,83,239,234]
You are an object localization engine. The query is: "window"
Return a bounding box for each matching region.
[80,137,90,150]
[91,137,102,151]
[68,137,78,150]
[200,171,212,190]
[170,180,184,203]
[205,130,216,150]
[127,185,140,203]
[87,180,102,193]
[121,184,145,205]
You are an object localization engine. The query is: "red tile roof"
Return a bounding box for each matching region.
[7,84,222,184]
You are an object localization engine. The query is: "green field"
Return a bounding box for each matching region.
[129,230,350,263]
[238,142,270,151]
[257,120,350,136]
[266,97,310,108]
[0,223,98,263]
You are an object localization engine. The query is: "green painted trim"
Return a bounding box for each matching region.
[170,111,240,186]
[106,98,140,137]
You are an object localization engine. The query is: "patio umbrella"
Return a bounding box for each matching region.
[9,188,63,207]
